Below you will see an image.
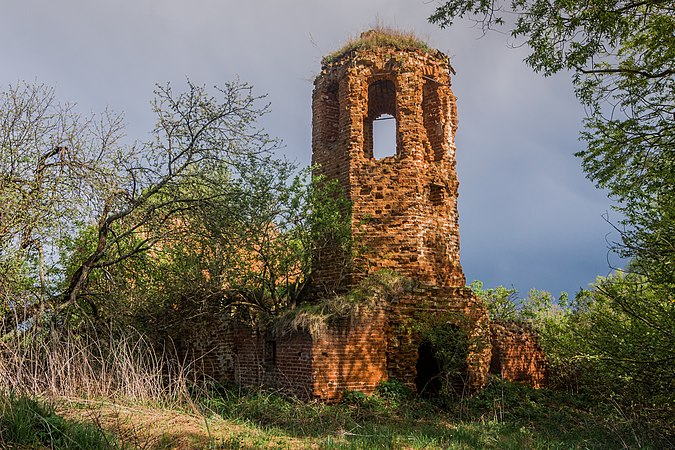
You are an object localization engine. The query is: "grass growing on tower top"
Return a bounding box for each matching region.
[322,26,433,65]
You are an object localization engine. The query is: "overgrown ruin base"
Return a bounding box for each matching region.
[181,285,545,401]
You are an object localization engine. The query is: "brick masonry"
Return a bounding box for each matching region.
[180,309,387,400]
[181,36,547,399]
[310,42,492,392]
[311,45,464,290]
[489,320,547,388]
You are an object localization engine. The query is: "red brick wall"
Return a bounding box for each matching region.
[231,325,315,397]
[489,320,546,388]
[179,315,236,383]
[312,47,465,291]
[309,45,492,393]
[182,311,387,400]
[179,42,543,399]
[386,286,491,391]
[311,308,387,401]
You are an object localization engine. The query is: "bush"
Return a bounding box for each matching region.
[471,276,674,441]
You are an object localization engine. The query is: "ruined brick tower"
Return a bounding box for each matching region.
[312,34,465,291]
[311,32,492,392]
[181,32,547,398]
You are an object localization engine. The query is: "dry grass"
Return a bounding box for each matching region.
[322,25,432,64]
[274,270,411,338]
[0,322,197,405]
[57,397,308,449]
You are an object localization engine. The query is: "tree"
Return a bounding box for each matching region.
[430,0,674,390]
[0,82,123,327]
[0,80,277,331]
[429,2,674,277]
[59,81,279,311]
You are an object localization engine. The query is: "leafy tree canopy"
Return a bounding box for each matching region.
[0,81,351,336]
[430,1,674,281]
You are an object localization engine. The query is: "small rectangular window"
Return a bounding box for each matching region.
[429,184,444,206]
[264,340,276,366]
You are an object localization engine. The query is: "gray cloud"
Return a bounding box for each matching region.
[0,0,622,297]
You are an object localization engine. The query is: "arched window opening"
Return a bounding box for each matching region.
[364,79,397,159]
[422,79,445,161]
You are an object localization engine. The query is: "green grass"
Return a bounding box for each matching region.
[198,378,663,449]
[0,392,115,449]
[322,26,433,65]
[5,379,668,448]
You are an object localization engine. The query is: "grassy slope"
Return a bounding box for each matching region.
[32,379,662,449]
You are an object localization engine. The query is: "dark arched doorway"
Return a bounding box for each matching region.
[415,341,442,395]
[415,323,469,397]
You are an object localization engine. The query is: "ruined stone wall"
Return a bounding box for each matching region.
[181,40,544,398]
[178,317,314,397]
[386,287,491,391]
[231,324,315,397]
[489,320,547,388]
[179,315,236,383]
[182,310,387,400]
[311,45,491,391]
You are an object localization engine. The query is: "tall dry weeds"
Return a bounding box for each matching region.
[0,320,200,405]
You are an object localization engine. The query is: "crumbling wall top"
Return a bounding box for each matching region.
[321,28,452,72]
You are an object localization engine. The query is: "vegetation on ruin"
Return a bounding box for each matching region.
[322,25,433,65]
[432,2,675,444]
[471,279,674,442]
[274,269,410,337]
[2,13,674,445]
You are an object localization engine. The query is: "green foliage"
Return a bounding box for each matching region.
[472,276,674,439]
[0,393,115,448]
[469,280,519,321]
[469,280,565,324]
[430,8,674,431]
[376,379,413,400]
[274,270,409,338]
[560,273,674,431]
[197,382,660,449]
[419,319,470,397]
[60,161,353,333]
[0,79,354,332]
[1,80,282,333]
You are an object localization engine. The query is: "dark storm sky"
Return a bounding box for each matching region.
[0,0,623,297]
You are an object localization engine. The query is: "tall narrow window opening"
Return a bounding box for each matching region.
[320,82,339,146]
[364,79,397,159]
[264,340,276,366]
[372,114,396,159]
[422,79,445,161]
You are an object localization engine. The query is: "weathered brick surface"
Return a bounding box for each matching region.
[312,46,463,290]
[311,309,387,400]
[179,315,235,383]
[181,310,387,400]
[490,320,547,388]
[311,44,491,392]
[385,287,491,391]
[231,324,314,397]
